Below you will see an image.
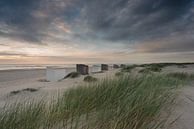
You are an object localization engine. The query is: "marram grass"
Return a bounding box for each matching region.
[0,74,186,129]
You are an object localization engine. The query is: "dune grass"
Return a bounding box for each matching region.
[121,65,138,72]
[65,72,81,79]
[83,75,97,82]
[115,71,124,77]
[138,68,152,74]
[139,62,194,68]
[0,74,186,129]
[139,66,162,73]
[121,63,194,74]
[167,72,194,82]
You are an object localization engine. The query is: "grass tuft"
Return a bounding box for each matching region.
[83,75,97,82]
[115,72,125,77]
[115,72,124,76]
[65,72,80,79]
[121,65,138,72]
[10,88,38,95]
[167,72,194,82]
[139,65,162,73]
[177,65,187,68]
[139,68,152,74]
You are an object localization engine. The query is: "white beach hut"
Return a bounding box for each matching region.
[91,65,101,73]
[46,66,67,82]
[109,64,114,70]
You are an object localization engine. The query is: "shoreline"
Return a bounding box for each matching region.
[0,66,76,72]
[0,68,46,72]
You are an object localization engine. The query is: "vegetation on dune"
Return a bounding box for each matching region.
[115,71,124,76]
[0,73,192,129]
[138,68,152,74]
[121,63,194,74]
[83,75,97,82]
[167,72,194,82]
[139,65,162,73]
[177,65,187,68]
[121,65,138,72]
[147,65,162,72]
[138,63,194,74]
[65,72,81,79]
[10,88,39,95]
[38,79,50,82]
[139,62,194,69]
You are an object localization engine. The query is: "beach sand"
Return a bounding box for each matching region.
[162,65,194,129]
[1,65,194,129]
[130,64,194,129]
[0,67,119,108]
[166,85,194,129]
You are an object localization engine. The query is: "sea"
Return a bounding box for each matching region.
[0,64,76,71]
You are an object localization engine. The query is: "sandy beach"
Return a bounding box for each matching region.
[1,65,194,129]
[0,67,119,108]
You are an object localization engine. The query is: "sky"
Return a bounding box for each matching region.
[0,0,194,64]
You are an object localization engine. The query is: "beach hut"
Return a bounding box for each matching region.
[46,66,66,82]
[120,64,126,68]
[109,64,114,69]
[91,65,101,73]
[101,64,108,71]
[113,64,120,69]
[76,64,89,75]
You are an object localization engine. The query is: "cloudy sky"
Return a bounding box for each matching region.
[0,0,194,64]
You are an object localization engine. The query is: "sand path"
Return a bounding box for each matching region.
[166,83,194,129]
[161,65,194,129]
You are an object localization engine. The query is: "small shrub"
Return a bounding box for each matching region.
[38,79,50,82]
[10,88,38,95]
[149,66,162,72]
[121,65,138,72]
[177,65,187,68]
[139,66,161,73]
[139,68,152,74]
[65,72,80,78]
[24,88,38,92]
[10,90,20,95]
[84,76,97,82]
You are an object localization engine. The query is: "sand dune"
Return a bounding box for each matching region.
[165,84,194,129]
[1,65,194,128]
[0,68,118,108]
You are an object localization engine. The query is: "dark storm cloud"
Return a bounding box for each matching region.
[0,0,68,43]
[79,0,194,41]
[0,0,44,42]
[0,0,194,53]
